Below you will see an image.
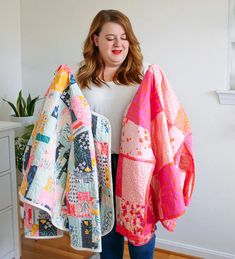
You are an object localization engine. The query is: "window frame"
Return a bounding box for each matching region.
[216,0,235,104]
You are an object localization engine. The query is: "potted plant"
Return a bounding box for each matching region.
[2,90,40,136]
[2,89,39,117]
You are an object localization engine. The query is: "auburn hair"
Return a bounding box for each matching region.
[76,9,143,88]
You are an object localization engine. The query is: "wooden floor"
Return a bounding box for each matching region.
[21,233,201,259]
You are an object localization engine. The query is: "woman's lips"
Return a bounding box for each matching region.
[112,50,122,55]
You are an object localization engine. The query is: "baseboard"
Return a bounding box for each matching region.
[157,238,235,259]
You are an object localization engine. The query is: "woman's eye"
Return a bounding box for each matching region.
[106,37,114,41]
[106,36,127,41]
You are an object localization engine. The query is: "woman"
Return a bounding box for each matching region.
[76,9,156,259]
[19,8,194,259]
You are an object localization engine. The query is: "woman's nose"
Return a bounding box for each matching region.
[114,37,121,46]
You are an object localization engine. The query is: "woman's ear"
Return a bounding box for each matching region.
[93,34,99,47]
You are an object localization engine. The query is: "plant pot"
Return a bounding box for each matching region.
[10,115,35,137]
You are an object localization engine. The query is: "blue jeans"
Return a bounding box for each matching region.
[100,154,156,259]
[100,224,156,259]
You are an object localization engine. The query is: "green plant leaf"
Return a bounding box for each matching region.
[26,94,32,115]
[16,90,23,116]
[21,95,27,116]
[16,90,28,116]
[1,98,19,116]
[27,96,39,116]
[21,124,34,139]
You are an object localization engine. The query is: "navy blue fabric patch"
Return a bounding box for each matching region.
[51,105,59,118]
[57,149,70,179]
[91,114,97,138]
[25,165,37,197]
[74,131,92,170]
[55,142,65,161]
[39,210,57,236]
[23,145,32,171]
[81,220,92,248]
[60,87,70,108]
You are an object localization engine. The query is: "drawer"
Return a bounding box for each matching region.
[0,209,14,258]
[0,137,10,173]
[0,173,12,210]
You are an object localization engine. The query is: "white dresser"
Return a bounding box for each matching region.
[0,121,21,259]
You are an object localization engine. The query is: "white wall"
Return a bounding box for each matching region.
[0,0,22,120]
[11,0,235,258]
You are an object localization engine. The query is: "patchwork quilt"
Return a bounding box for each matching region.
[19,65,114,252]
[116,64,195,245]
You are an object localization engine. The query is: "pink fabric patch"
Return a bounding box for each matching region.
[151,112,174,172]
[126,70,163,131]
[94,141,109,156]
[120,120,154,160]
[71,95,91,127]
[121,156,155,204]
[152,163,185,219]
[116,156,123,197]
[56,64,72,74]
[168,126,185,156]
[38,189,54,209]
[154,69,180,124]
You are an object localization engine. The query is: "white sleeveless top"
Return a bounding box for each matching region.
[73,63,149,154]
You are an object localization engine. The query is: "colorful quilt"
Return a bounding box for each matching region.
[116,64,195,245]
[19,65,114,252]
[19,63,195,250]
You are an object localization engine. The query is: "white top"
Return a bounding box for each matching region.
[82,81,138,154]
[73,63,149,154]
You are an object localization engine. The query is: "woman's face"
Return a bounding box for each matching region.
[94,22,129,68]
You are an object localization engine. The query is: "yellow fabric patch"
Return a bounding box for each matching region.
[32,224,39,235]
[19,177,28,196]
[85,167,91,172]
[65,175,70,193]
[40,219,46,224]
[44,177,53,192]
[79,95,89,106]
[49,71,69,93]
[91,158,96,167]
[105,167,111,189]
[68,134,75,142]
[91,209,99,216]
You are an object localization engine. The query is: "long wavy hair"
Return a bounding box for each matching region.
[76,9,143,88]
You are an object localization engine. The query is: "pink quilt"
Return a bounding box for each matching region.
[116,64,195,245]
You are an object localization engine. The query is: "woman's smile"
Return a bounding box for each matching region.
[112,50,122,55]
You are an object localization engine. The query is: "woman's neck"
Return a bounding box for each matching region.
[102,66,119,82]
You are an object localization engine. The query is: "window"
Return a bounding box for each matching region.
[216,0,235,104]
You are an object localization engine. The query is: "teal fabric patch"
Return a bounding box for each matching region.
[36,133,50,143]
